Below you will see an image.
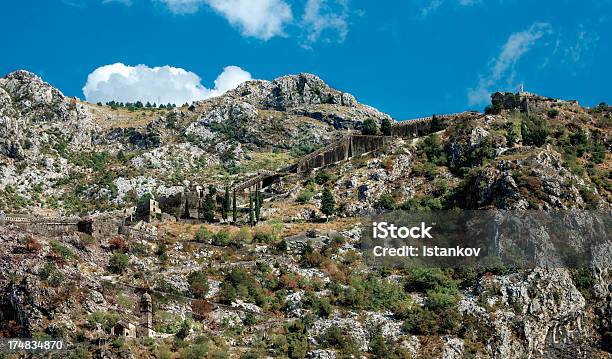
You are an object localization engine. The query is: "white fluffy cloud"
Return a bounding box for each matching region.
[107,0,350,44]
[467,22,552,105]
[207,0,293,40]
[301,0,349,46]
[159,0,293,40]
[83,63,252,104]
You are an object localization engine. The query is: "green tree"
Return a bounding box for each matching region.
[188,271,210,299]
[255,186,261,223]
[376,194,396,210]
[202,186,216,222]
[314,170,333,185]
[521,114,548,147]
[222,186,230,221]
[361,118,378,135]
[116,150,126,162]
[248,191,254,226]
[232,190,237,223]
[431,114,442,132]
[108,253,129,274]
[321,187,335,218]
[419,133,446,165]
[137,192,153,207]
[165,112,176,129]
[380,118,392,136]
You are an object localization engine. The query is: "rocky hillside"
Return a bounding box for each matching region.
[0,71,611,358]
[0,71,389,215]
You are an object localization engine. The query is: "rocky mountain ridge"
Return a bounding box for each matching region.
[0,69,611,358]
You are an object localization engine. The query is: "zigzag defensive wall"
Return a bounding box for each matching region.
[232,111,479,193]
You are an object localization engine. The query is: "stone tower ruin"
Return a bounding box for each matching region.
[137,292,153,338]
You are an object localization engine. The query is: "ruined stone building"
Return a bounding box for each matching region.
[159,185,211,221]
[111,320,135,338]
[137,292,153,338]
[136,197,162,223]
[77,213,124,239]
[111,292,154,339]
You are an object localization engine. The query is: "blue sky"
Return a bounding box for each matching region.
[0,0,609,119]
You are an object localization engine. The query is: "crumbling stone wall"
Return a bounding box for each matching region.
[78,214,123,239]
[158,186,212,220]
[295,137,352,172]
[350,135,393,156]
[1,216,79,236]
[391,118,439,138]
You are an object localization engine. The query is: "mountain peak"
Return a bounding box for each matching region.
[225,72,362,113]
[3,69,42,82]
[0,69,66,104]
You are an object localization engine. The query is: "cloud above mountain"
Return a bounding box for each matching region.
[158,0,293,40]
[300,0,349,47]
[467,22,552,105]
[82,63,252,104]
[115,0,348,43]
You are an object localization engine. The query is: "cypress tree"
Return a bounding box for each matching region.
[381,118,392,136]
[248,191,254,227]
[222,186,229,221]
[203,185,216,222]
[232,190,237,223]
[255,185,261,223]
[203,193,215,222]
[321,187,335,220]
[431,114,441,132]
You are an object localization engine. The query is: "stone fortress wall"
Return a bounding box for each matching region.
[0,213,81,235]
[232,111,480,194]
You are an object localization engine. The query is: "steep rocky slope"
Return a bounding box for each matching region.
[0,71,611,358]
[0,71,388,215]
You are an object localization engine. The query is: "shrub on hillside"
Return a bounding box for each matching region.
[39,262,64,286]
[521,114,548,147]
[314,170,334,185]
[232,226,253,244]
[376,194,396,210]
[219,268,265,306]
[302,291,332,318]
[419,134,447,165]
[296,189,314,204]
[108,253,129,274]
[361,118,378,135]
[50,240,74,260]
[188,270,210,299]
[332,274,407,311]
[403,267,456,292]
[547,108,559,118]
[109,236,127,252]
[25,237,42,252]
[319,326,361,356]
[194,226,213,242]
